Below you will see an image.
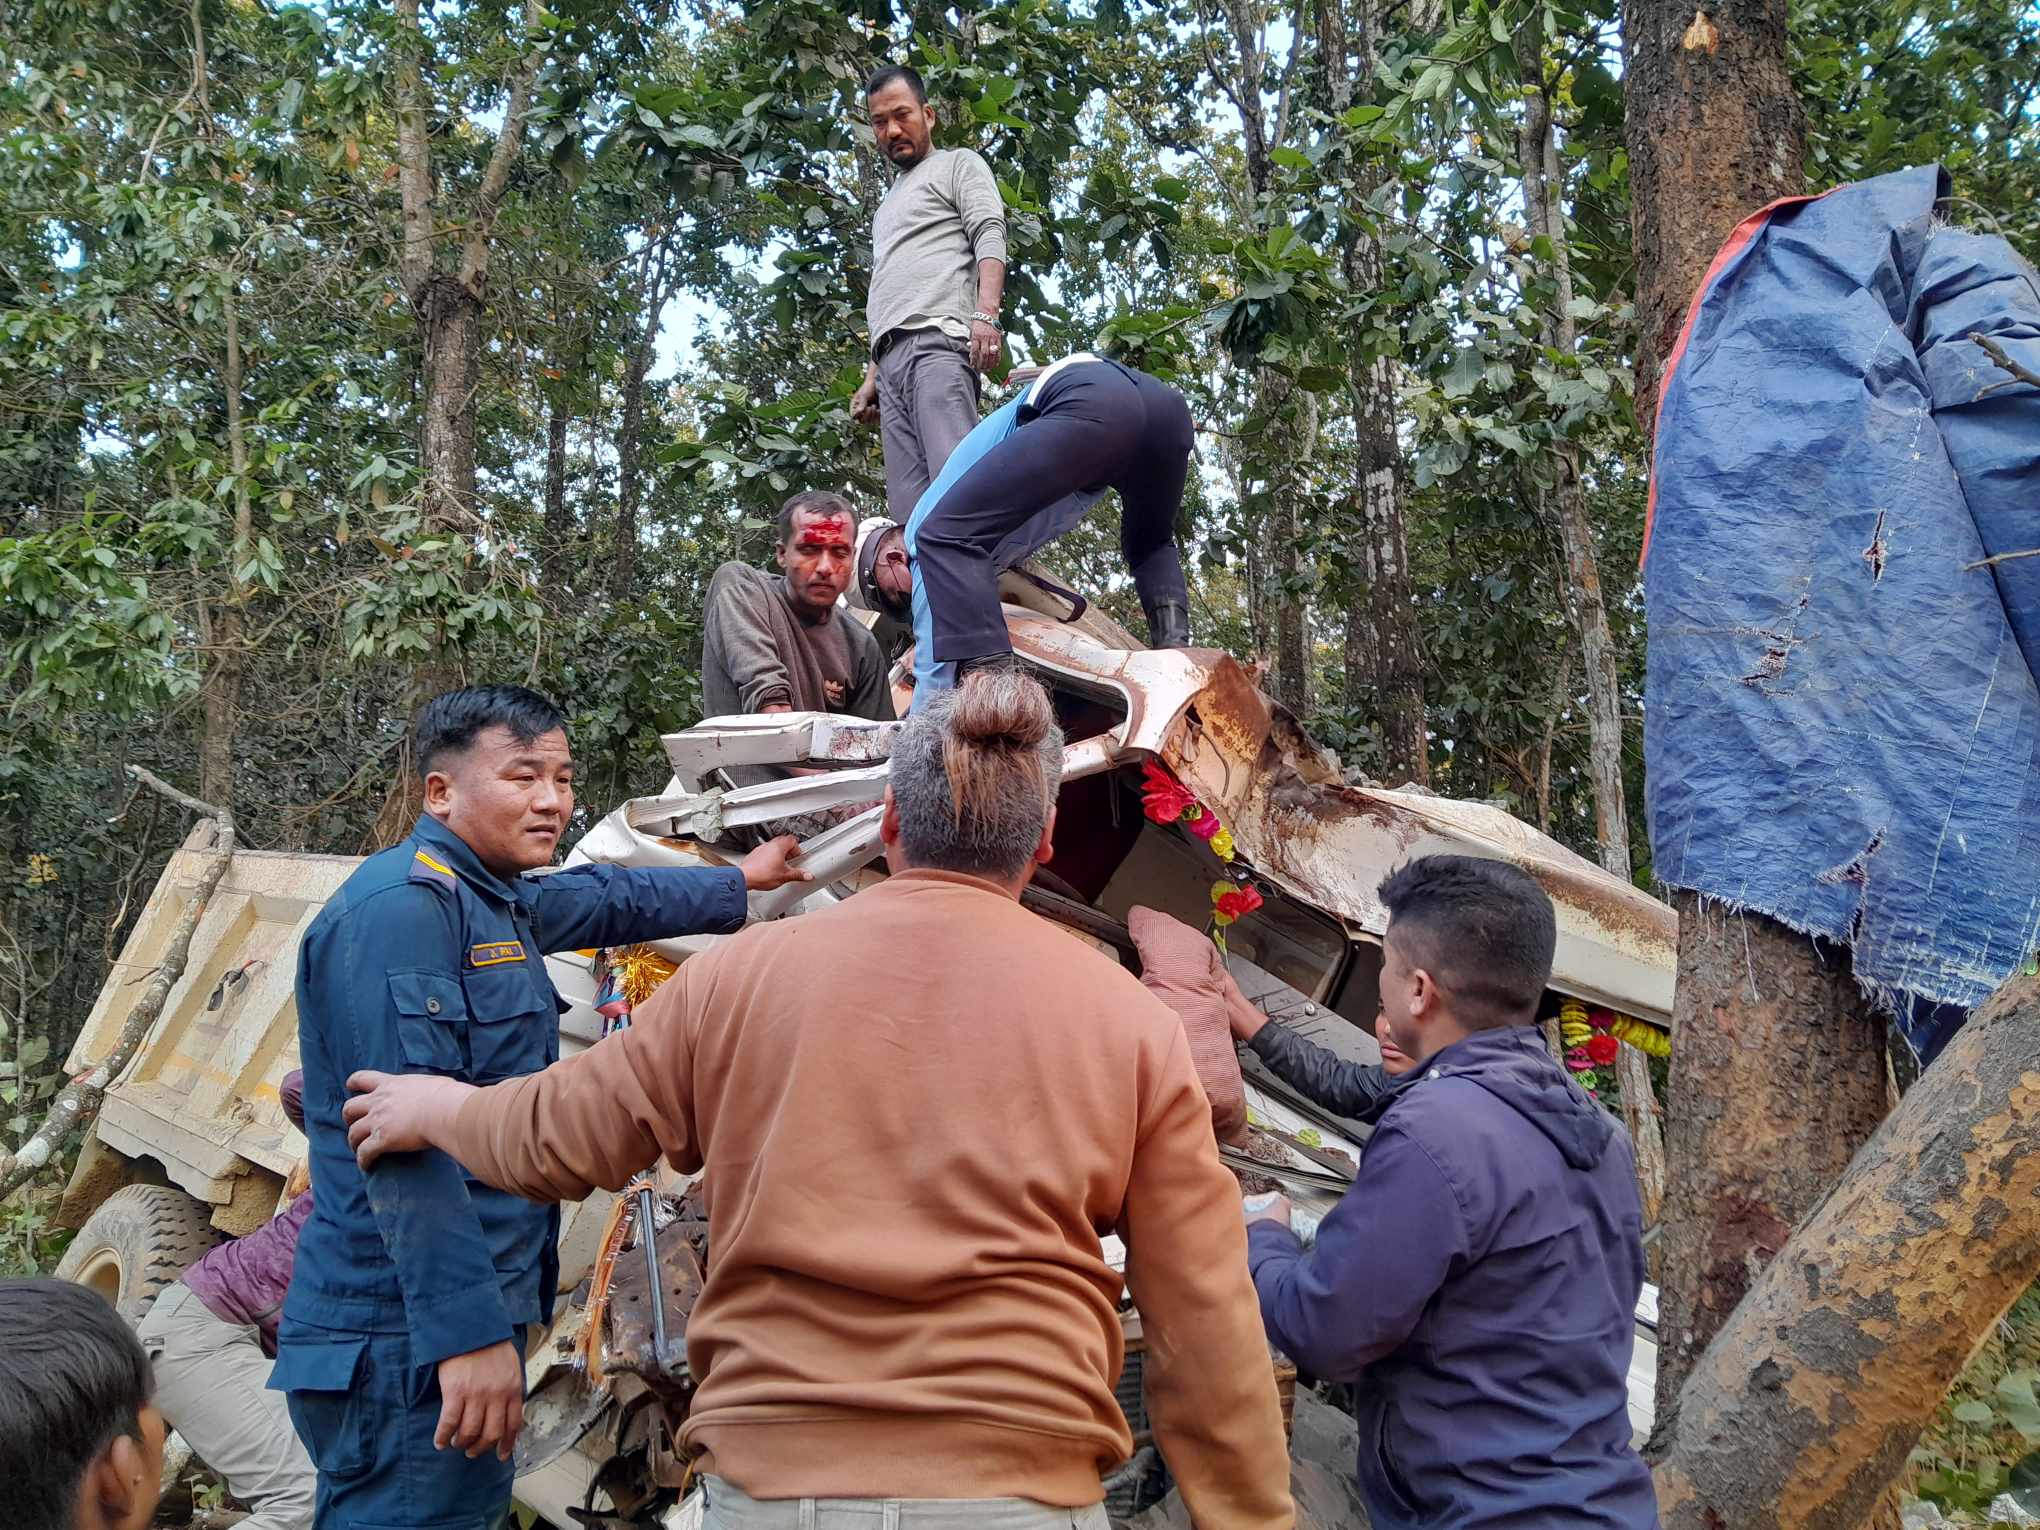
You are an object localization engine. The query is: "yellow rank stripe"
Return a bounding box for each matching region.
[414,850,457,876]
[469,941,525,967]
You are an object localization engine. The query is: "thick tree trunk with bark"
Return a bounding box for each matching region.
[1342,601,1375,715]
[1623,0,1888,1412]
[1359,396,1425,786]
[416,275,485,532]
[1624,0,1806,433]
[1651,969,2040,1527]
[1649,896,1889,1414]
[1209,0,1316,714]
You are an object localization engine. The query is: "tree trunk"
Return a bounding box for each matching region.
[1343,599,1375,715]
[1624,0,1806,435]
[1319,0,1426,787]
[198,607,244,812]
[1625,0,1883,1414]
[368,0,541,848]
[192,8,244,814]
[417,275,485,532]
[1651,969,2040,1528]
[1259,372,1316,715]
[198,290,252,812]
[1271,498,1311,716]
[612,241,673,598]
[1359,402,1425,786]
[542,393,570,589]
[1517,33,1660,1215]
[1649,895,1889,1415]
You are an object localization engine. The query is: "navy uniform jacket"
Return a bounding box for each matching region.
[279,815,747,1370]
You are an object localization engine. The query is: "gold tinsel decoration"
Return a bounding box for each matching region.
[610,944,679,1007]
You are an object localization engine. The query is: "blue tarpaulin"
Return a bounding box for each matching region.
[1644,164,2040,1046]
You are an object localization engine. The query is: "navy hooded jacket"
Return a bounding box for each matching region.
[1248,1024,1658,1529]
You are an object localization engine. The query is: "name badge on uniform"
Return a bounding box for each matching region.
[469,940,525,968]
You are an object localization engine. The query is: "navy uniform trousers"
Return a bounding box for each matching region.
[903,358,1194,703]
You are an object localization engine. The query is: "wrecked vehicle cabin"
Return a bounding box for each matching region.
[54,591,1676,1529]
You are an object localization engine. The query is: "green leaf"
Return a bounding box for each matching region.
[1953,1398,1996,1428]
[1342,105,1385,127]
[17,1036,49,1069]
[1441,346,1485,399]
[1998,1373,2040,1441]
[1270,146,1311,170]
[1153,175,1191,202]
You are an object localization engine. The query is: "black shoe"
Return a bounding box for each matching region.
[1144,601,1192,650]
[956,651,1021,682]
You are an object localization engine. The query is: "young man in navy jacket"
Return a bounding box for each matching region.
[1247,855,1658,1529]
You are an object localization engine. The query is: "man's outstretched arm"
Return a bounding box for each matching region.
[1248,1121,1464,1381]
[346,964,707,1202]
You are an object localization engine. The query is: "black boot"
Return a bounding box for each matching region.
[1144,601,1192,650]
[956,650,1021,683]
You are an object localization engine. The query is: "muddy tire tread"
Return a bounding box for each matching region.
[54,1184,219,1322]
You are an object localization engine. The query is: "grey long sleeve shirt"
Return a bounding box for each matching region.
[867,148,1008,349]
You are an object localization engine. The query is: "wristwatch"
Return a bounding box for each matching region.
[970,310,1001,329]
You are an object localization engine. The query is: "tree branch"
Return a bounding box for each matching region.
[0,770,235,1201]
[458,0,546,296]
[1971,329,2040,397]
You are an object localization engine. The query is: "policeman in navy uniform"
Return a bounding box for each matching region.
[272,685,807,1529]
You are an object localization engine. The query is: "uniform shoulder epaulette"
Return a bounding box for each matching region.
[408,848,460,892]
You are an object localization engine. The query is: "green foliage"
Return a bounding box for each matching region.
[0,0,2032,1181]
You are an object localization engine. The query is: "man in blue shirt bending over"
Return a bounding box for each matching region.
[872,353,1197,707]
[274,685,808,1530]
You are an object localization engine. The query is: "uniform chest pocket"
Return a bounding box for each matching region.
[461,960,554,1083]
[387,972,468,1075]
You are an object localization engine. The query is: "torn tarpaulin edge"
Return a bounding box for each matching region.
[1655,883,2012,1061]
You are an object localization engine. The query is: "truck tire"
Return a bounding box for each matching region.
[54,1185,219,1323]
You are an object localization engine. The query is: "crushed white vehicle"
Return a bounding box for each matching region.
[55,598,1675,1528]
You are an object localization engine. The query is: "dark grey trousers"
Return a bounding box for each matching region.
[875,327,980,521]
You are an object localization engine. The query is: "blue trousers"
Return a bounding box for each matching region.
[276,1324,522,1530]
[905,360,1194,706]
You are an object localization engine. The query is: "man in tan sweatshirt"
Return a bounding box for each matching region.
[343,671,1294,1530]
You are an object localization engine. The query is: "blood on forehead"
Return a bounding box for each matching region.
[792,515,851,547]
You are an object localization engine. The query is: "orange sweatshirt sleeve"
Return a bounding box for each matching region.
[444,963,705,1203]
[1121,1026,1296,1530]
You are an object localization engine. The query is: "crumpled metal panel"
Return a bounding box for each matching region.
[1002,615,1679,1025]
